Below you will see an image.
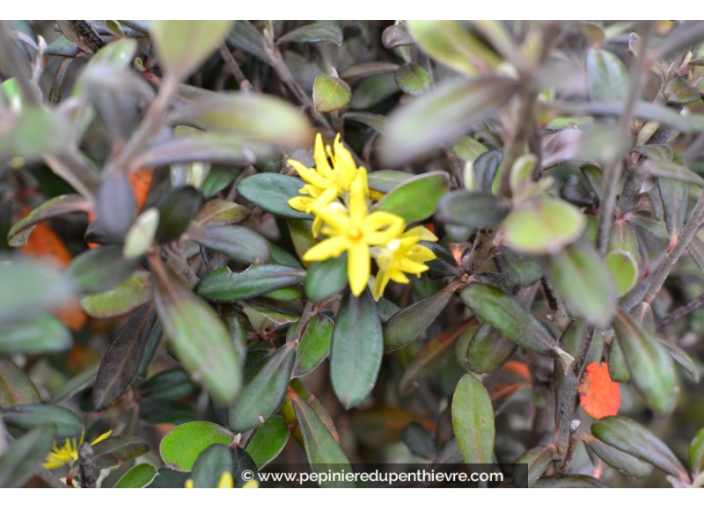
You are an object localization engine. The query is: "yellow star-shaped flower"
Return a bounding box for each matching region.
[303,173,405,296]
[371,226,438,301]
[43,430,112,470]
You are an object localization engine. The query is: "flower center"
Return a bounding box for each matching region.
[348,228,364,241]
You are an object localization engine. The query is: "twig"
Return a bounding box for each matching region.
[657,292,704,330]
[596,22,654,254]
[219,43,253,93]
[555,324,595,460]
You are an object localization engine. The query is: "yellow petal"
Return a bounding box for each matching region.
[218,471,234,488]
[313,133,334,179]
[404,226,438,242]
[90,430,112,446]
[389,269,410,284]
[348,173,368,222]
[348,241,370,296]
[289,196,314,213]
[288,159,330,189]
[408,244,437,263]
[372,269,391,301]
[185,479,194,488]
[399,258,429,274]
[243,480,259,489]
[311,203,350,233]
[364,212,406,245]
[303,236,349,261]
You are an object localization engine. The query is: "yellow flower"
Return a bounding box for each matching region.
[43,430,112,470]
[371,226,438,301]
[287,133,364,220]
[303,172,405,296]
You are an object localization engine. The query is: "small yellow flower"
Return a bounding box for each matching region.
[287,133,365,231]
[303,173,405,296]
[372,226,438,301]
[43,430,112,470]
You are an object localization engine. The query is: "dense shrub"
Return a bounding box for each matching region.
[0,20,703,488]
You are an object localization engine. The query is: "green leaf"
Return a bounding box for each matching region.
[592,415,689,483]
[664,76,701,105]
[7,194,90,247]
[93,435,150,470]
[422,242,460,278]
[612,309,678,416]
[68,245,140,294]
[451,374,495,464]
[305,254,348,303]
[343,112,388,133]
[195,199,249,226]
[382,24,414,49]
[168,93,310,147]
[277,22,343,46]
[245,416,290,469]
[375,171,448,222]
[197,265,305,302]
[0,313,72,355]
[331,290,383,408]
[155,185,202,244]
[0,357,40,408]
[382,77,519,163]
[80,271,152,318]
[3,107,72,161]
[367,170,412,193]
[461,284,570,363]
[140,368,197,402]
[146,468,191,488]
[1,404,83,439]
[436,190,510,228]
[400,322,468,395]
[292,315,334,377]
[150,20,233,79]
[160,421,234,471]
[585,435,653,479]
[340,62,399,81]
[546,241,617,327]
[605,251,638,297]
[394,63,432,95]
[690,427,704,476]
[51,365,99,404]
[153,270,241,404]
[500,246,543,286]
[0,260,73,321]
[503,198,586,254]
[228,343,296,432]
[659,178,689,246]
[93,304,157,412]
[514,445,557,487]
[190,444,234,488]
[407,20,500,76]
[289,391,354,488]
[114,463,158,488]
[237,173,313,219]
[313,74,352,113]
[384,284,456,351]
[586,48,629,102]
[123,208,159,259]
[465,322,516,374]
[0,427,55,488]
[641,160,704,188]
[187,224,270,264]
